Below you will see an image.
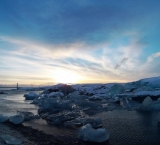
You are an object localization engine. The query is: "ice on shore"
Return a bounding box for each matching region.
[24,92,39,100]
[140,96,160,110]
[23,76,160,129]
[48,91,64,98]
[78,123,110,143]
[134,90,160,97]
[9,115,24,124]
[0,114,9,123]
[1,134,22,145]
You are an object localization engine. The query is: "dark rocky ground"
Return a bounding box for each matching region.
[4,121,79,145]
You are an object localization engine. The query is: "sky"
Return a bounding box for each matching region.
[0,0,160,85]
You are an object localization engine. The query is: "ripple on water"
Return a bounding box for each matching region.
[94,110,160,145]
[1,91,160,145]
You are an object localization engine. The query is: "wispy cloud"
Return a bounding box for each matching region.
[147,52,160,62]
[1,33,147,84]
[114,57,129,69]
[0,1,160,84]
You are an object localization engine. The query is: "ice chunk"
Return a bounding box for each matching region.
[23,92,39,100]
[1,134,22,145]
[0,114,8,122]
[142,96,152,107]
[9,115,24,124]
[48,92,64,98]
[108,84,125,97]
[78,123,110,143]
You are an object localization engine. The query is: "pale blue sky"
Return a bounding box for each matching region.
[0,0,160,84]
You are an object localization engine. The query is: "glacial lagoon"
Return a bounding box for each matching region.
[0,89,160,145]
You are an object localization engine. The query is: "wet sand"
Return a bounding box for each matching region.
[0,122,35,145]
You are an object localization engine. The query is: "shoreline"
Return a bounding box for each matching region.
[1,121,79,145]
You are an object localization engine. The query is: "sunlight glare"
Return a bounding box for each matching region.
[53,70,81,84]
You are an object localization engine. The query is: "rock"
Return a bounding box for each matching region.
[0,114,9,122]
[58,84,75,95]
[78,124,110,143]
[1,134,22,145]
[9,115,24,124]
[23,92,39,100]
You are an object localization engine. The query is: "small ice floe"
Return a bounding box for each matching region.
[0,114,9,122]
[0,134,22,145]
[23,92,39,100]
[9,115,24,124]
[78,123,110,143]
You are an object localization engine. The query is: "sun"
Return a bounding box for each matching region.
[53,70,81,84]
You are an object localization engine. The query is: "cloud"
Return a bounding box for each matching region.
[0,35,143,84]
[114,57,129,69]
[147,52,160,62]
[0,0,160,45]
[0,1,160,84]
[154,52,160,57]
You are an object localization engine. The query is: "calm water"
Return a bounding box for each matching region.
[0,90,160,145]
[0,88,16,91]
[0,90,40,115]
